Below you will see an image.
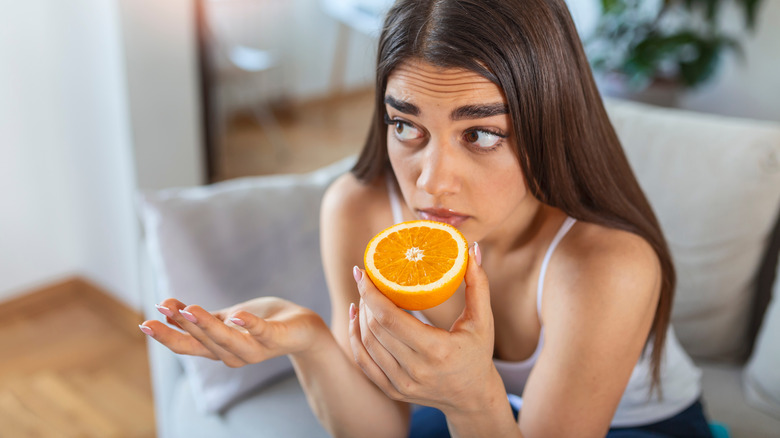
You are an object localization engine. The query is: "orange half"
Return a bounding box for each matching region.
[364,220,469,310]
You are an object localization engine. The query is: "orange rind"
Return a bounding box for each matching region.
[364,220,469,310]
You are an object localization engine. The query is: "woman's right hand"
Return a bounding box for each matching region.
[139,297,328,368]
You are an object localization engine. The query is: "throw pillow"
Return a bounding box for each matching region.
[139,156,355,413]
[605,99,780,362]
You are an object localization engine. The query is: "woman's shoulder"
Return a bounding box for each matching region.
[564,221,659,273]
[322,171,392,226]
[323,171,384,211]
[549,219,661,314]
[321,171,395,252]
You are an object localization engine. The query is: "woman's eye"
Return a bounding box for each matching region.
[391,120,423,141]
[464,129,504,149]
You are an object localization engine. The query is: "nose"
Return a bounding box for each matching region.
[416,139,461,197]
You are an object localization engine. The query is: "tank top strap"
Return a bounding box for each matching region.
[385,172,404,224]
[537,217,577,318]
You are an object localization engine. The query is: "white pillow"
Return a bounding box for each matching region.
[605,99,780,362]
[139,156,355,413]
[744,257,780,419]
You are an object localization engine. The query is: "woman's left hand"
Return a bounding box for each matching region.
[349,244,499,414]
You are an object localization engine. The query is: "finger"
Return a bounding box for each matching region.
[361,298,416,364]
[139,320,218,359]
[359,298,406,379]
[355,267,432,350]
[348,302,403,399]
[182,306,275,364]
[168,304,248,367]
[155,299,186,329]
[459,242,493,328]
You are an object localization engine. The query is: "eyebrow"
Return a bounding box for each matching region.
[384,95,508,120]
[451,103,509,120]
[384,95,420,116]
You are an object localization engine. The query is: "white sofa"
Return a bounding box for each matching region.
[138,99,780,438]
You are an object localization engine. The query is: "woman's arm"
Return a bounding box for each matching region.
[518,227,662,437]
[295,172,411,437]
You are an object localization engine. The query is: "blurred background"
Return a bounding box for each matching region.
[0,0,778,435]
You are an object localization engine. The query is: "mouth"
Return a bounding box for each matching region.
[417,208,470,227]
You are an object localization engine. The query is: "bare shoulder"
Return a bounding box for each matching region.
[545,221,662,323]
[321,171,393,242]
[567,222,660,288]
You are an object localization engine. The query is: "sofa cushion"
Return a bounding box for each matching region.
[744,256,780,419]
[605,99,780,362]
[699,363,780,438]
[138,156,355,413]
[170,374,329,437]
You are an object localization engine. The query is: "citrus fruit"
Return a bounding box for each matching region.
[363,220,469,310]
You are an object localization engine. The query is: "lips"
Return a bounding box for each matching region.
[418,208,470,227]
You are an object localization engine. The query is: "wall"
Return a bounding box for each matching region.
[0,0,139,306]
[119,0,205,191]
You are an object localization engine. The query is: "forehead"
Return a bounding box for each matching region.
[385,59,505,105]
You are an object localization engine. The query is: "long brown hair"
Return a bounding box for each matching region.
[352,0,674,394]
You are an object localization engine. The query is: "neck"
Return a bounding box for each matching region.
[480,196,553,257]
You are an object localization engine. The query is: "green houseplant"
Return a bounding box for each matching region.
[586,0,761,96]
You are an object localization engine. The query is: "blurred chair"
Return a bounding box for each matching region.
[202,0,289,170]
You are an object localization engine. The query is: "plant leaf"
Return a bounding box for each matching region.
[743,0,761,30]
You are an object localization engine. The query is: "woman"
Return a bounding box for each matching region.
[141,0,712,436]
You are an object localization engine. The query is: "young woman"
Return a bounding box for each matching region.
[140,0,712,436]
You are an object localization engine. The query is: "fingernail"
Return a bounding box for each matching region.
[155,304,173,317]
[139,324,154,336]
[474,241,482,266]
[180,309,197,324]
[349,303,357,321]
[229,317,245,326]
[352,266,363,283]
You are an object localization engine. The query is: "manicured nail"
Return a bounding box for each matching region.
[474,241,482,266]
[155,304,173,317]
[139,324,154,336]
[229,317,245,326]
[352,266,363,283]
[349,303,357,321]
[180,309,197,324]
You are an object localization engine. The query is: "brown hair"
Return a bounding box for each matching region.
[352,0,674,394]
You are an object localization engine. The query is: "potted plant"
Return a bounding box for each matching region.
[585,0,762,106]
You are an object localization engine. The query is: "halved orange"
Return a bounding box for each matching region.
[364,220,469,310]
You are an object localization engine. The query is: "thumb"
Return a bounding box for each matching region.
[461,242,492,326]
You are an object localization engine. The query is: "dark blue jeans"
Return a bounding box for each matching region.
[408,398,714,438]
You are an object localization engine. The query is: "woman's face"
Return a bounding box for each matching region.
[385,59,532,243]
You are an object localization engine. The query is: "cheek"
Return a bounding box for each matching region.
[387,140,416,181]
[475,165,528,212]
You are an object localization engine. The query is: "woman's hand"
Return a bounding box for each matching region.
[139,297,328,368]
[349,244,501,415]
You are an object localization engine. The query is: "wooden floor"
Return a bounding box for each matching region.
[0,278,153,438]
[0,89,375,437]
[214,87,375,181]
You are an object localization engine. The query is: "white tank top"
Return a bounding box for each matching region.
[386,174,702,427]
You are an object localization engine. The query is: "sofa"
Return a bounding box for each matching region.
[138,98,780,438]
